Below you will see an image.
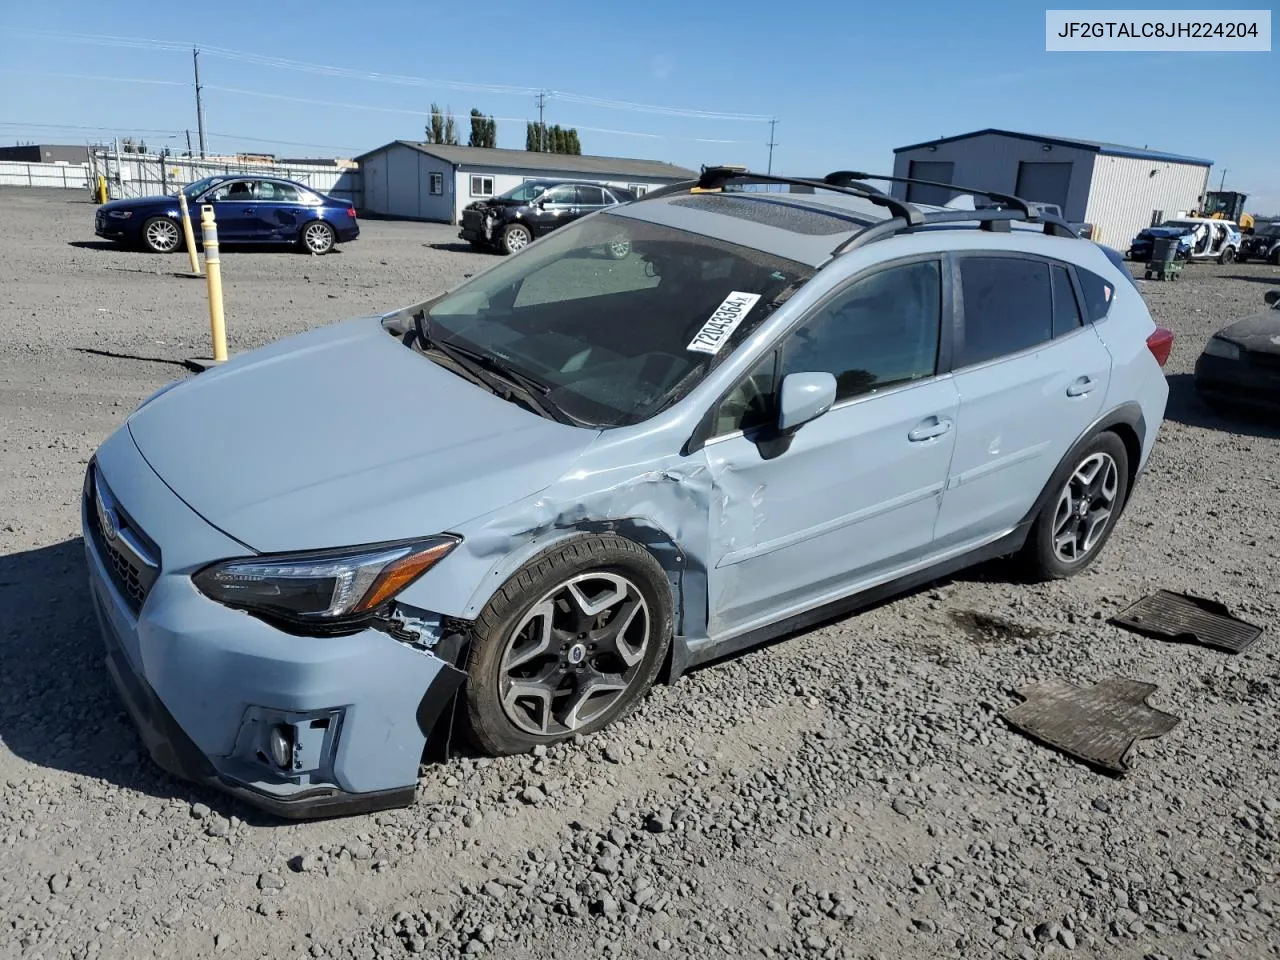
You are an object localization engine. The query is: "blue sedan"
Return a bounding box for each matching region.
[94,175,359,255]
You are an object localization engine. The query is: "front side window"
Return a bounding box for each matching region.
[498,181,549,202]
[957,257,1052,367]
[470,175,494,197]
[416,213,812,428]
[541,184,578,205]
[207,179,256,201]
[780,260,942,401]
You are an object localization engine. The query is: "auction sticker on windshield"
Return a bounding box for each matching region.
[687,292,762,355]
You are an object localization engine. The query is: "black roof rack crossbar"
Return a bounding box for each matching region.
[832,207,1078,256]
[824,170,1033,219]
[694,166,924,226]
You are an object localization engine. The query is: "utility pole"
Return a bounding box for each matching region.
[766,118,778,175]
[193,46,207,158]
[185,129,193,157]
[1218,168,1228,191]
[535,91,547,152]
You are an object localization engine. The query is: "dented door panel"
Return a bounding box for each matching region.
[702,376,961,640]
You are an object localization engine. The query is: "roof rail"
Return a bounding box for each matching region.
[691,166,925,226]
[824,170,1033,218]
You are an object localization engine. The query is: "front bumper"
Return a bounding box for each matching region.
[1194,352,1280,414]
[94,212,131,241]
[82,428,467,819]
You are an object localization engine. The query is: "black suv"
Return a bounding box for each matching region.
[459,179,637,255]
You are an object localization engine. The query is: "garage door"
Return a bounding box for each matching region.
[906,161,955,205]
[1015,162,1072,210]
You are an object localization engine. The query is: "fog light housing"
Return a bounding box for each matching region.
[268,725,294,770]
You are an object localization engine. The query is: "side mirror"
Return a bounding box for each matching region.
[777,372,837,432]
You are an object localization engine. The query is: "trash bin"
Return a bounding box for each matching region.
[1151,237,1179,263]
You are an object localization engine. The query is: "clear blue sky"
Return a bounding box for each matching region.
[1,1,1276,212]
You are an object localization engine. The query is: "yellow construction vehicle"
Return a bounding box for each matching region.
[1198,191,1255,232]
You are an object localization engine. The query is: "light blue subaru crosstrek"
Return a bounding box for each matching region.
[83,167,1174,818]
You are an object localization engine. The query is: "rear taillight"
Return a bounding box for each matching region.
[1146,326,1174,367]
[347,206,357,219]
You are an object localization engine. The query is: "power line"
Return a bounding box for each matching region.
[1,26,771,123]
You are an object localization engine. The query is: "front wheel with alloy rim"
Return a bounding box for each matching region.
[463,534,673,755]
[500,222,532,255]
[300,220,335,255]
[1218,247,1236,264]
[141,216,182,253]
[1019,431,1130,580]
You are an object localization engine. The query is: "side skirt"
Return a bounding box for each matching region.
[674,521,1031,677]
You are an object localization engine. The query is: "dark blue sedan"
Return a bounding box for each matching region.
[94,175,359,255]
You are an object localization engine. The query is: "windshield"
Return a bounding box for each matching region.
[180,176,223,198]
[414,212,813,428]
[498,181,551,203]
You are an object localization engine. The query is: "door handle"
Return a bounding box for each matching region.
[1066,376,1096,397]
[242,207,255,214]
[908,416,953,442]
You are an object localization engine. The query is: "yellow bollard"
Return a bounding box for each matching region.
[199,205,228,364]
[178,189,202,276]
[97,175,108,204]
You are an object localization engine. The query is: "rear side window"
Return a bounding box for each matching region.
[958,257,1052,367]
[1051,265,1083,337]
[1076,267,1117,321]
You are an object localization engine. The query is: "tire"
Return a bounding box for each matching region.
[1017,431,1130,581]
[462,533,673,756]
[1270,248,1280,267]
[1218,246,1236,264]
[300,220,335,255]
[500,222,532,256]
[141,216,182,254]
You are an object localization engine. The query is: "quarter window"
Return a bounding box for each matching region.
[1075,267,1115,322]
[430,172,444,195]
[779,259,942,402]
[470,175,494,197]
[957,257,1052,367]
[1051,265,1083,337]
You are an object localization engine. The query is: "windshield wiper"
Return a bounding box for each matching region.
[412,311,576,425]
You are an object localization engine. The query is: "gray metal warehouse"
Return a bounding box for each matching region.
[891,129,1214,248]
[355,142,697,224]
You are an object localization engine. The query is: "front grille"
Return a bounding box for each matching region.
[85,464,160,615]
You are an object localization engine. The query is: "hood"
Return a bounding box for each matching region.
[1216,309,1280,354]
[126,316,600,553]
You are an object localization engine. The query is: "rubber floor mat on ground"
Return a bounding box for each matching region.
[1002,678,1180,775]
[1111,590,1264,654]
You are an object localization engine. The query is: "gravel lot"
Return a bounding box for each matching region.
[2,187,1279,960]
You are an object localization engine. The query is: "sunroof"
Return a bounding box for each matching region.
[669,193,858,236]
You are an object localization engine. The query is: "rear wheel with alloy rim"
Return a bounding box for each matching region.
[300,220,335,254]
[463,534,672,755]
[1019,431,1130,580]
[141,216,181,253]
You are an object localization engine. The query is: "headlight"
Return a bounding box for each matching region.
[1203,337,1241,361]
[193,535,460,632]
[107,210,134,219]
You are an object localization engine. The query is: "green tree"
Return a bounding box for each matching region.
[469,109,497,148]
[565,129,581,155]
[443,105,458,146]
[426,103,445,144]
